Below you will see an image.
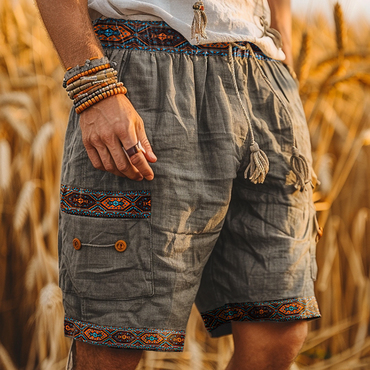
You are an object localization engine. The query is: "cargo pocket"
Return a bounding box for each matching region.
[59,185,153,300]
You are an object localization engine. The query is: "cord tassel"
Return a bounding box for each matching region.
[290,146,310,191]
[244,141,270,184]
[191,1,208,43]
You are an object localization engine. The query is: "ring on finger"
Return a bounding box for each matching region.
[123,141,146,158]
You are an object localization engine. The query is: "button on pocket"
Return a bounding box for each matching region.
[114,240,127,252]
[60,213,153,300]
[73,238,82,250]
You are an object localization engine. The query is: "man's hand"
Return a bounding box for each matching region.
[80,94,157,181]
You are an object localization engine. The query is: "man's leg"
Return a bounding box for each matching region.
[226,321,308,370]
[74,341,142,370]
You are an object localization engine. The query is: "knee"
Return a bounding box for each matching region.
[281,321,308,353]
[74,341,143,370]
[232,320,308,366]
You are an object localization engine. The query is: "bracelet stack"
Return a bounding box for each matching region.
[63,57,127,114]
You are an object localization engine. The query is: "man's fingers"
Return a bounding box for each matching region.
[129,150,154,181]
[108,139,144,180]
[136,125,157,163]
[94,144,142,180]
[85,146,105,171]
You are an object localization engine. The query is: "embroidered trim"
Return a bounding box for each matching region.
[201,296,321,332]
[93,18,272,60]
[64,317,185,352]
[60,185,151,218]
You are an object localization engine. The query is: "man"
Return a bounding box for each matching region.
[35,0,321,369]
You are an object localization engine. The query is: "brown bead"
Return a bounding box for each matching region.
[115,240,127,252]
[73,238,82,250]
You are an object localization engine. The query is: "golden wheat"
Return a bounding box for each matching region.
[1,0,370,369]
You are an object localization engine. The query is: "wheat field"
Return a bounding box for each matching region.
[1,0,370,369]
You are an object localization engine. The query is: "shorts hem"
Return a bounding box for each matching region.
[201,296,321,335]
[64,317,185,352]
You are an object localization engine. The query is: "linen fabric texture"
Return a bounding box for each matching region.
[59,19,320,352]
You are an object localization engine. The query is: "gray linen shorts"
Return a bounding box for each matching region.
[59,18,321,352]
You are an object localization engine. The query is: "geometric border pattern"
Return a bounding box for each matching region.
[64,317,185,352]
[201,296,321,333]
[93,18,272,60]
[60,184,151,218]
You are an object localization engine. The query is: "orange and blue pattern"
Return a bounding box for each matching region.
[93,18,272,59]
[201,297,320,333]
[60,185,151,218]
[65,317,185,351]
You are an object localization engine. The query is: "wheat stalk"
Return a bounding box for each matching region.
[0,342,17,370]
[296,31,311,87]
[13,180,37,231]
[0,139,11,190]
[334,2,346,57]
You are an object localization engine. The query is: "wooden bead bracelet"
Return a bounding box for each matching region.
[75,86,127,114]
[63,57,111,88]
[64,57,127,114]
[74,82,125,107]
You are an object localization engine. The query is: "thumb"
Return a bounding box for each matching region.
[139,134,157,163]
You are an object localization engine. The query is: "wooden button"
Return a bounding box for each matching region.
[115,240,127,252]
[73,238,82,250]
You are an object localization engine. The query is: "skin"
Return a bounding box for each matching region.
[35,0,306,369]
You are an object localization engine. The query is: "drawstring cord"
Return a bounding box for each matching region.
[228,43,269,184]
[228,42,311,191]
[191,1,208,43]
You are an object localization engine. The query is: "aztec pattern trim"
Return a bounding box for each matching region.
[93,18,272,59]
[64,317,185,352]
[201,296,321,332]
[60,184,151,218]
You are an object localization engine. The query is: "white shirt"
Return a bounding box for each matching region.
[88,0,285,60]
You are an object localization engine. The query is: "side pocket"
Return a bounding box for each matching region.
[60,213,153,300]
[59,185,153,301]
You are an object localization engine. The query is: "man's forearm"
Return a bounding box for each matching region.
[35,0,103,69]
[267,0,293,67]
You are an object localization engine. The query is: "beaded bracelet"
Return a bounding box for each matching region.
[72,78,118,102]
[66,70,117,91]
[63,57,111,88]
[64,57,127,114]
[75,86,127,114]
[69,77,117,99]
[74,83,125,107]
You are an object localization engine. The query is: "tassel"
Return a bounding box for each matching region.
[290,146,310,191]
[244,141,270,184]
[191,1,208,43]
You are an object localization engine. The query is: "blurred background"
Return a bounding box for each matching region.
[1,0,370,369]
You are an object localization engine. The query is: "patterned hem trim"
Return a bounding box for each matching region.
[64,317,185,352]
[60,185,151,219]
[93,18,272,60]
[201,296,321,332]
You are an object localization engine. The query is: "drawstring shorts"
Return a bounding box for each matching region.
[59,18,321,352]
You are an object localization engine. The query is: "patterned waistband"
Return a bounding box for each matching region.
[93,18,271,59]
